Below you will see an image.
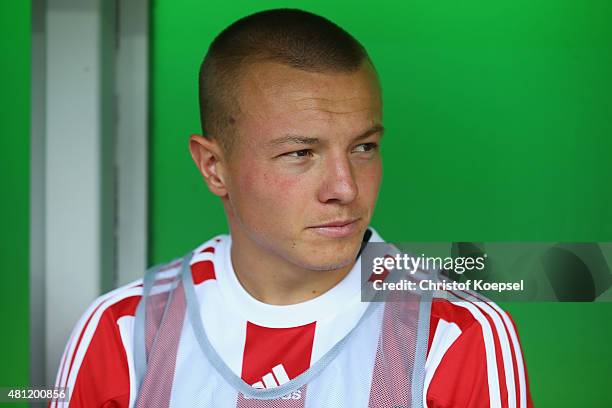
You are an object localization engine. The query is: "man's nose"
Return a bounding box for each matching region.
[317,154,358,204]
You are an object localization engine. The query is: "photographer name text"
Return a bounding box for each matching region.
[371,279,524,293]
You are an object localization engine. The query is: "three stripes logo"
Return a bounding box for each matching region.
[252,364,290,389]
[247,364,302,400]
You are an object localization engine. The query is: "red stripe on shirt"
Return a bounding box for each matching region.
[452,291,509,408]
[68,296,139,407]
[191,260,216,284]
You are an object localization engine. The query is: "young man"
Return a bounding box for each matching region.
[51,9,533,408]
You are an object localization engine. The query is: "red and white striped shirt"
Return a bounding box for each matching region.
[51,231,533,407]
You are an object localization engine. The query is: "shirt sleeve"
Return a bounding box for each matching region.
[49,293,140,408]
[425,298,534,408]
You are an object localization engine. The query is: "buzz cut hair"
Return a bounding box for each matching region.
[198,8,373,154]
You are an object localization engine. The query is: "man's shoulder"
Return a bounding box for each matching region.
[73,280,143,339]
[81,234,229,328]
[429,287,519,336]
[426,288,532,407]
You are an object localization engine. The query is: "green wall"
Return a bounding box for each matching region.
[150,1,612,405]
[0,0,31,398]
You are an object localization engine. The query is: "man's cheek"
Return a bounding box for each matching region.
[239,169,282,201]
[242,175,295,213]
[357,167,381,197]
[259,170,309,200]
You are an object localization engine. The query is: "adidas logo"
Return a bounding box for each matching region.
[252,364,290,389]
[246,364,302,400]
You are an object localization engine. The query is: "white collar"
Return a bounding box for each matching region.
[213,227,383,328]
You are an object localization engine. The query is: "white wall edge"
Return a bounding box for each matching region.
[116,0,149,286]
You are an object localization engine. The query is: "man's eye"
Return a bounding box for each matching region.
[285,149,313,158]
[353,143,379,153]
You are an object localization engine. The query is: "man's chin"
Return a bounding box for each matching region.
[302,257,356,272]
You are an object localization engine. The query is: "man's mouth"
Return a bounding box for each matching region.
[308,218,361,238]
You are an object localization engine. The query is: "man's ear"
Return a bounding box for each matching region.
[188,134,228,197]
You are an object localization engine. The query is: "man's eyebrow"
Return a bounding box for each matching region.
[266,124,384,148]
[354,124,385,141]
[266,135,320,147]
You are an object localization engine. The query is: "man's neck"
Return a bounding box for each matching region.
[229,233,355,306]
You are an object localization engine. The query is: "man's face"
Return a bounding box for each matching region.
[221,60,383,271]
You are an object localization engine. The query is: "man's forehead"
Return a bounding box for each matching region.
[284,94,379,116]
[228,61,382,151]
[238,61,382,114]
